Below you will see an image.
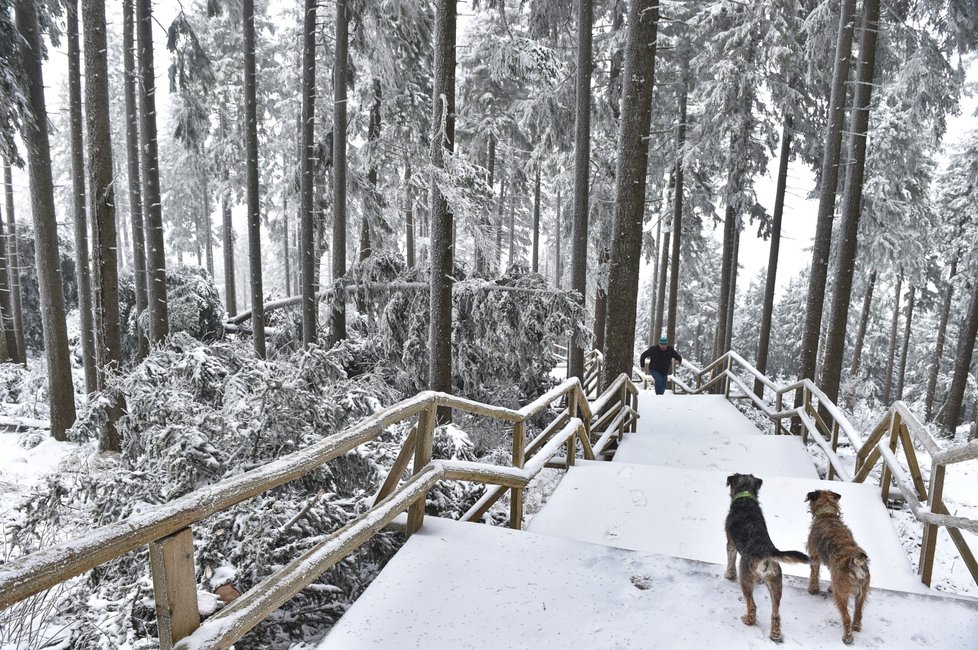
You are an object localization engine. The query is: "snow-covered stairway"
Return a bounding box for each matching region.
[318,390,978,648]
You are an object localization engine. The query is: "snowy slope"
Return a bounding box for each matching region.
[320,517,978,649]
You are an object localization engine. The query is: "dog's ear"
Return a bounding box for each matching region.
[830,491,842,501]
[805,491,819,502]
[726,474,734,487]
[751,475,763,492]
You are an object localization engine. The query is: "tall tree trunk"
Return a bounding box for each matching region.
[282,194,291,296]
[243,0,265,357]
[531,166,541,273]
[926,258,957,420]
[405,162,415,268]
[428,0,457,416]
[568,0,592,382]
[137,0,169,344]
[83,0,124,451]
[894,285,915,401]
[123,0,147,356]
[714,203,735,358]
[654,228,669,339]
[799,0,857,384]
[202,168,214,276]
[849,269,876,379]
[882,274,903,404]
[2,161,25,363]
[15,0,77,439]
[818,0,881,406]
[594,217,609,354]
[331,0,349,344]
[725,225,740,352]
[648,212,660,347]
[941,271,978,434]
[507,193,515,268]
[68,0,97,393]
[754,123,791,395]
[360,78,382,263]
[602,0,660,383]
[0,196,16,362]
[495,165,507,276]
[554,187,561,289]
[220,110,236,316]
[666,67,687,346]
[300,0,317,346]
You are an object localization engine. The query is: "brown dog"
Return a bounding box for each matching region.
[725,474,810,643]
[806,490,870,645]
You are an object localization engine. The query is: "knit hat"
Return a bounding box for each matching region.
[659,335,668,344]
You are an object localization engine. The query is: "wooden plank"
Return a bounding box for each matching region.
[852,445,882,483]
[510,421,526,530]
[919,463,946,586]
[461,485,508,523]
[150,528,200,649]
[372,426,418,507]
[880,412,901,504]
[897,423,928,502]
[856,414,892,473]
[828,420,840,481]
[407,404,436,535]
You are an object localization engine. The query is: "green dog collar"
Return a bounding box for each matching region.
[814,505,839,517]
[732,490,756,501]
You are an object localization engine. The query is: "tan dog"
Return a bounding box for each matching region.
[806,490,870,645]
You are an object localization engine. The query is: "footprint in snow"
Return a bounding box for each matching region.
[630,490,648,507]
[606,524,622,538]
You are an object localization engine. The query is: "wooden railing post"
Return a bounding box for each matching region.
[774,391,784,436]
[407,403,436,535]
[880,411,901,503]
[618,382,628,441]
[150,527,200,649]
[566,392,577,467]
[510,420,526,529]
[723,355,733,399]
[919,461,946,587]
[827,420,841,481]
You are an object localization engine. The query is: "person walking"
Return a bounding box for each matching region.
[640,335,682,395]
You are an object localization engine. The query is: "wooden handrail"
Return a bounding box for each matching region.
[1,358,637,647]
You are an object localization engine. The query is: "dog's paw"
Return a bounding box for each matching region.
[807,585,820,595]
[769,631,784,644]
[852,621,861,632]
[741,614,756,626]
[724,570,736,581]
[842,633,854,645]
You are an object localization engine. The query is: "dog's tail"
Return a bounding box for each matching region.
[771,550,810,565]
[848,552,870,582]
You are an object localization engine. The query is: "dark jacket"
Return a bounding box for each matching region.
[640,345,682,375]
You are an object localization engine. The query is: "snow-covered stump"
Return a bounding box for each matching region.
[149,527,201,648]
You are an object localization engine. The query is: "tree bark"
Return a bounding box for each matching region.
[0,196,16,362]
[594,217,609,354]
[882,273,903,404]
[220,110,236,316]
[137,0,169,344]
[83,0,124,451]
[531,166,541,273]
[123,0,148,355]
[360,78,382,263]
[653,228,669,340]
[666,69,688,346]
[725,224,740,353]
[202,167,214,276]
[602,0,660,383]
[405,162,415,268]
[849,269,876,379]
[15,0,77,439]
[68,0,97,393]
[428,0,457,418]
[495,165,507,276]
[941,271,978,435]
[926,258,956,420]
[799,0,857,384]
[282,194,291,296]
[331,0,349,345]
[818,0,881,406]
[648,211,660,347]
[895,284,915,401]
[2,161,25,363]
[243,0,265,357]
[300,0,317,346]
[567,0,592,382]
[554,186,561,289]
[714,203,735,358]
[507,192,515,268]
[754,123,791,395]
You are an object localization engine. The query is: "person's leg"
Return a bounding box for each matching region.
[651,369,666,395]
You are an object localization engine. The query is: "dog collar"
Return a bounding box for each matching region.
[814,505,839,517]
[732,490,756,501]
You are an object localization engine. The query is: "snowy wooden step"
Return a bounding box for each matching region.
[635,392,765,438]
[527,461,932,595]
[613,430,818,478]
[320,517,977,649]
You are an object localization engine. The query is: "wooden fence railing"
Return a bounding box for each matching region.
[0,372,638,649]
[668,350,978,589]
